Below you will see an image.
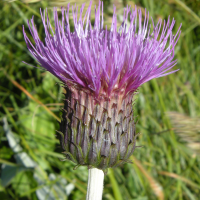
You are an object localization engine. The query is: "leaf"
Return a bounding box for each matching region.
[2,117,74,198]
[1,164,27,187]
[20,101,55,140]
[3,117,37,168]
[34,172,74,200]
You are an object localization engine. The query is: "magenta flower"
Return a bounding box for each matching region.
[23,1,181,170]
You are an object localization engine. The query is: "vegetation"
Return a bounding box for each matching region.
[0,0,200,199]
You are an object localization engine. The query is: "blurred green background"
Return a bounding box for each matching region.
[0,0,200,199]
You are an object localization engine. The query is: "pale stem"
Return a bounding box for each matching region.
[86,168,104,200]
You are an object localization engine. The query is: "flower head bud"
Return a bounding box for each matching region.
[23,1,181,169]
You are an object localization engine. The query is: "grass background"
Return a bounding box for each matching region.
[0,0,200,199]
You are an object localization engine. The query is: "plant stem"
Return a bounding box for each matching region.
[108,169,123,200]
[86,168,104,200]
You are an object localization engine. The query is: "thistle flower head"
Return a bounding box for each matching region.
[23,1,181,170]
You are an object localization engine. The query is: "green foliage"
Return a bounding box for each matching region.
[0,0,200,199]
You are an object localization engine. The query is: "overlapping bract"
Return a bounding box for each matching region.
[59,87,137,170]
[23,1,181,99]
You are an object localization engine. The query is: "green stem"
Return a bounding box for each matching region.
[108,169,123,200]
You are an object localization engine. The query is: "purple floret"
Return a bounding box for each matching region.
[23,1,181,99]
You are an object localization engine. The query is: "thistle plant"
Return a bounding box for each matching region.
[23,1,181,199]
